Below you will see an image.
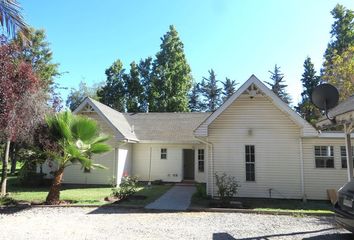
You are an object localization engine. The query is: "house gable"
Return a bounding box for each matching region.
[74,97,139,142]
[194,75,318,137]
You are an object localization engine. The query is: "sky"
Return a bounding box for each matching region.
[21,0,354,106]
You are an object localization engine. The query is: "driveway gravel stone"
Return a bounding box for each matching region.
[0,207,352,240]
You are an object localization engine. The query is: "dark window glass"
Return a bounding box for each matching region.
[161,148,167,159]
[340,146,354,168]
[314,146,334,168]
[198,149,204,172]
[245,145,255,181]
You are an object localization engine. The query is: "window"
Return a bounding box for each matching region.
[314,146,334,168]
[198,149,205,172]
[161,148,167,159]
[340,146,354,168]
[245,145,255,181]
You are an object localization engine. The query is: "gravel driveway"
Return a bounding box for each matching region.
[0,207,352,240]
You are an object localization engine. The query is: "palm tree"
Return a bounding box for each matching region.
[45,111,111,205]
[0,0,28,38]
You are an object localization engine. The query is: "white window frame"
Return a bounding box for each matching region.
[245,145,255,181]
[198,149,205,172]
[340,146,354,169]
[314,146,334,168]
[161,148,167,159]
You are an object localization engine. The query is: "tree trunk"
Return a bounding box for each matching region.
[45,167,65,205]
[10,142,17,175]
[1,140,11,196]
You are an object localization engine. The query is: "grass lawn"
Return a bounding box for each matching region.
[3,176,172,206]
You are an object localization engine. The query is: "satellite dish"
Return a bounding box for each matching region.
[312,84,339,111]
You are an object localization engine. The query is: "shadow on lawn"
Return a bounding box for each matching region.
[213,228,353,240]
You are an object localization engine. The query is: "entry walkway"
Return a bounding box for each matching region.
[145,185,196,211]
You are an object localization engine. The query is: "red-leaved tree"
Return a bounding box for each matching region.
[0,36,42,195]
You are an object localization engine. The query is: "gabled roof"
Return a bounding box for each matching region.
[194,75,318,137]
[124,112,211,143]
[74,97,139,142]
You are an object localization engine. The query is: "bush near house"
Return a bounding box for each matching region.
[112,176,139,200]
[215,172,240,204]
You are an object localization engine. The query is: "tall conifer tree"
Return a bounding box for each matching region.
[265,65,291,104]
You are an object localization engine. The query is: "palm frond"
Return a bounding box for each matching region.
[71,115,99,142]
[0,0,28,38]
[90,143,112,154]
[91,135,110,145]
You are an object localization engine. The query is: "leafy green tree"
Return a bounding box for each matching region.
[189,82,203,112]
[295,57,322,124]
[222,77,238,102]
[125,61,144,112]
[0,0,28,38]
[200,69,222,112]
[324,4,354,64]
[45,111,111,205]
[265,65,291,104]
[322,4,354,100]
[14,28,59,90]
[97,60,126,112]
[138,57,153,112]
[150,25,192,112]
[66,81,101,111]
[323,46,354,100]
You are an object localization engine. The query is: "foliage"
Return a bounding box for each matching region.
[215,172,240,203]
[324,4,354,65]
[188,82,203,112]
[199,69,222,111]
[111,175,139,200]
[66,81,101,111]
[222,77,238,102]
[97,59,126,112]
[14,28,59,90]
[265,64,291,104]
[125,61,144,112]
[322,45,354,101]
[44,111,111,204]
[0,0,28,38]
[295,57,322,125]
[194,183,207,199]
[138,57,153,112]
[150,25,192,112]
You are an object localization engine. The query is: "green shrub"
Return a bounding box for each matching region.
[112,176,139,200]
[215,172,240,203]
[195,183,207,198]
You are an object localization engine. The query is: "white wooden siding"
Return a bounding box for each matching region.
[131,143,206,182]
[302,137,353,200]
[207,94,302,198]
[117,143,132,185]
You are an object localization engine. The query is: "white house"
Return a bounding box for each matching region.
[44,75,354,200]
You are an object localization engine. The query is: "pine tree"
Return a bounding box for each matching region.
[138,57,153,112]
[189,82,203,112]
[222,77,238,102]
[125,61,144,112]
[97,60,126,112]
[265,65,291,104]
[295,57,321,124]
[150,25,192,112]
[322,4,354,100]
[200,69,222,112]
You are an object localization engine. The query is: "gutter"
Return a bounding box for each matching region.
[195,136,214,198]
[299,137,305,201]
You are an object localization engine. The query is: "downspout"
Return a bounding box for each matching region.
[299,137,306,202]
[195,136,214,198]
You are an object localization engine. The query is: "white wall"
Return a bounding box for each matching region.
[132,143,206,182]
[116,143,132,185]
[303,137,353,200]
[207,94,302,199]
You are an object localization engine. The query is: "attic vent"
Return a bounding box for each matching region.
[245,84,260,99]
[82,104,94,112]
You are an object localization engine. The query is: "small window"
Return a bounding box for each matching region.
[161,148,167,159]
[340,146,354,168]
[245,145,255,181]
[198,149,205,172]
[314,146,334,168]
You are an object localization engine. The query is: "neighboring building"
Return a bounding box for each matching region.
[41,75,354,200]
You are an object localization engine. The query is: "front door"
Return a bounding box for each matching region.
[183,149,195,180]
